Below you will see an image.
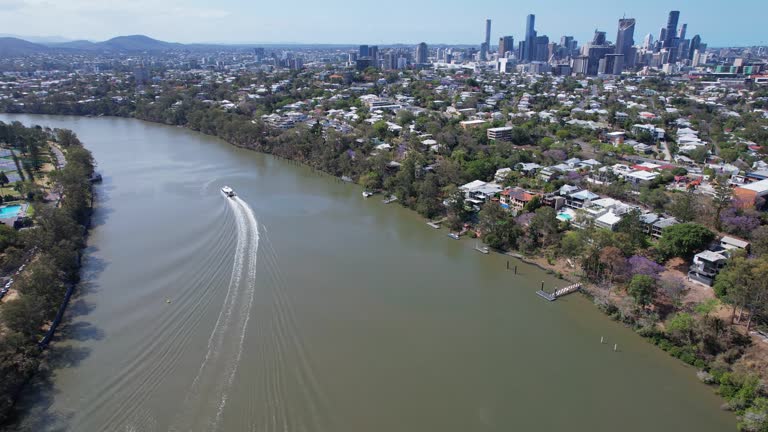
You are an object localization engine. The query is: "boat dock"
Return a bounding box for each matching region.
[382,196,398,204]
[474,243,490,254]
[427,221,441,229]
[536,283,581,302]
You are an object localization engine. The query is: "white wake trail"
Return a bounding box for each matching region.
[212,196,259,427]
[171,194,257,432]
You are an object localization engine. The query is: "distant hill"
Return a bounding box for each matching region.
[51,40,99,50]
[0,37,49,56]
[100,35,183,51]
[0,34,188,56]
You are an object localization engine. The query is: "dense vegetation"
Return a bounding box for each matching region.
[0,123,94,424]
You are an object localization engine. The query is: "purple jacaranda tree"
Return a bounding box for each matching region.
[542,149,567,162]
[720,206,761,238]
[628,255,665,280]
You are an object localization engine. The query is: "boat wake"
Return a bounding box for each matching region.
[171,196,259,431]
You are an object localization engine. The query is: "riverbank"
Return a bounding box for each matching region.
[0,126,95,425]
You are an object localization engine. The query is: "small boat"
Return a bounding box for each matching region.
[448,233,460,240]
[221,186,236,198]
[362,191,374,198]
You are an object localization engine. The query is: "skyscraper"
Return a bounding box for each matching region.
[643,33,654,50]
[616,18,635,69]
[592,30,607,46]
[498,36,514,57]
[485,19,492,50]
[415,42,428,65]
[534,35,550,62]
[689,34,701,60]
[664,11,680,48]
[678,23,687,40]
[369,46,379,67]
[359,45,369,58]
[524,14,536,62]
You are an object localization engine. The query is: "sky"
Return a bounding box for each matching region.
[0,0,765,47]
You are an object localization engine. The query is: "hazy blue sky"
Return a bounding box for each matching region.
[1,0,765,46]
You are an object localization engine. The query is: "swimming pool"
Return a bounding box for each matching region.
[0,205,21,219]
[557,212,573,221]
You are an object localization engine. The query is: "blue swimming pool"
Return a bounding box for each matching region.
[0,205,21,218]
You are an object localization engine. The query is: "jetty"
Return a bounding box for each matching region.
[474,242,490,254]
[536,283,581,302]
[427,221,441,229]
[382,195,398,204]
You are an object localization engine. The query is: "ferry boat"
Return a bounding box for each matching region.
[221,186,236,197]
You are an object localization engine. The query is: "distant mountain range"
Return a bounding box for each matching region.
[0,34,483,56]
[0,35,203,56]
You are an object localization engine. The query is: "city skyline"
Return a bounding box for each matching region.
[0,0,766,47]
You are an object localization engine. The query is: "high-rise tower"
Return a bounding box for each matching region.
[664,11,680,47]
[415,42,428,65]
[485,19,492,49]
[616,18,636,68]
[524,14,536,62]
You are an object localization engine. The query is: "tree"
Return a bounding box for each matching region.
[559,231,585,259]
[658,223,715,261]
[668,189,698,222]
[712,177,733,230]
[478,202,521,250]
[667,312,696,345]
[751,226,768,258]
[616,209,648,253]
[528,206,560,248]
[0,171,8,189]
[628,274,657,307]
[600,246,629,284]
[639,187,669,211]
[738,397,768,432]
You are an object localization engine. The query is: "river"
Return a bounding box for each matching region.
[1,114,734,431]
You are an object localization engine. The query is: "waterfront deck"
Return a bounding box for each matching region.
[536,283,581,302]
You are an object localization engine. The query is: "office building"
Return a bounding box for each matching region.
[592,31,607,46]
[572,56,589,75]
[359,45,369,58]
[369,46,379,65]
[689,34,701,60]
[480,42,489,61]
[616,18,635,69]
[523,14,536,62]
[560,36,575,58]
[663,11,680,62]
[499,36,514,57]
[485,19,492,51]
[678,23,687,40]
[664,11,680,47]
[487,126,514,141]
[534,35,550,62]
[598,54,624,75]
[415,42,428,65]
[643,33,654,50]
